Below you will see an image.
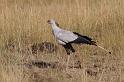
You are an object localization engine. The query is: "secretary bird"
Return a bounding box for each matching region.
[47,19,111,70]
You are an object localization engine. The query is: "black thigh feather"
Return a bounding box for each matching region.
[63,43,75,55]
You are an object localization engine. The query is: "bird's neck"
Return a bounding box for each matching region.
[51,23,61,32]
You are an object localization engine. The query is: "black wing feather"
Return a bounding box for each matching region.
[72,32,97,46]
[73,32,92,41]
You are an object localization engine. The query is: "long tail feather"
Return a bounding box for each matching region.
[97,45,111,54]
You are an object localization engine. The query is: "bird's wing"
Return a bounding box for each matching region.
[56,30,78,43]
[73,32,92,41]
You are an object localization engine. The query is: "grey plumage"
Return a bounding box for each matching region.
[48,19,78,45]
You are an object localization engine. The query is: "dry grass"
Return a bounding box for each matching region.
[0,0,124,82]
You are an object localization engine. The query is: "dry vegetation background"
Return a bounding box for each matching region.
[0,0,124,82]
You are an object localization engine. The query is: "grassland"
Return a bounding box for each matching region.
[0,0,124,82]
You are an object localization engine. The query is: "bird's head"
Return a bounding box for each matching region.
[47,19,59,26]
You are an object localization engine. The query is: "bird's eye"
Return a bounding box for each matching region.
[47,20,50,22]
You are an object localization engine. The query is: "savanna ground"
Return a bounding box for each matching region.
[0,0,124,82]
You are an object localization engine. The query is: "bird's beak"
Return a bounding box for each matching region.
[47,20,51,24]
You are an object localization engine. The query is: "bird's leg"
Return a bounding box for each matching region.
[63,44,75,71]
[67,44,75,70]
[66,55,70,72]
[72,53,75,70]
